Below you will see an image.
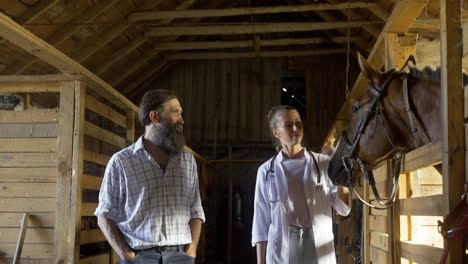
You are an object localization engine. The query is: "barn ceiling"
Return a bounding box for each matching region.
[0,0,455,102]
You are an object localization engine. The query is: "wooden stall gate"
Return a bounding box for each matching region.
[0,75,137,264]
[356,75,468,264]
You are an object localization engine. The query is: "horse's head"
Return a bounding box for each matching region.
[328,53,415,186]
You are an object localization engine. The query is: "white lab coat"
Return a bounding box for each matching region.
[252,150,351,264]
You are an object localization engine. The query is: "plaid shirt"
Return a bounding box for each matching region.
[95,136,205,249]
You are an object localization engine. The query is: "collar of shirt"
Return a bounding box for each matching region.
[277,147,311,163]
[132,136,180,168]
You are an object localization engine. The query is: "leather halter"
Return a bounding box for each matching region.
[341,70,425,210]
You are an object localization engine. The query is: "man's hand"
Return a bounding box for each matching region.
[97,216,135,260]
[123,250,136,260]
[185,218,202,258]
[185,245,197,258]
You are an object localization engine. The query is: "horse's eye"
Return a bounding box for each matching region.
[351,106,359,113]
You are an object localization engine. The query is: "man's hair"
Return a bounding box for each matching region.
[138,89,177,126]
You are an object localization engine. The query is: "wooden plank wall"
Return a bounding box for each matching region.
[0,81,71,264]
[360,141,445,264]
[75,88,136,264]
[151,56,351,151]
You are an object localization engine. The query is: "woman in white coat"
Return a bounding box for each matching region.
[252,105,351,264]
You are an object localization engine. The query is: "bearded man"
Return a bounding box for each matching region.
[95,89,205,264]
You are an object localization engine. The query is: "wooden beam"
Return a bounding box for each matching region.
[154,36,363,50]
[129,2,378,21]
[323,0,428,143]
[15,0,60,25]
[120,58,168,94]
[368,5,390,21]
[93,35,147,75]
[166,48,347,60]
[54,81,75,263]
[71,23,129,63]
[401,141,442,173]
[0,0,58,47]
[326,0,381,38]
[2,0,119,75]
[400,241,443,264]
[0,12,138,112]
[295,1,371,52]
[67,0,163,65]
[110,0,240,90]
[145,21,382,37]
[399,195,444,216]
[69,82,85,263]
[440,1,465,264]
[92,0,196,76]
[127,62,174,100]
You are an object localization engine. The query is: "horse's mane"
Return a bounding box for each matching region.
[407,61,468,85]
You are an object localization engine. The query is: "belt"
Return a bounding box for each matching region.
[138,245,186,252]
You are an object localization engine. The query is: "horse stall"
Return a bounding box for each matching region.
[323,1,468,264]
[0,74,134,263]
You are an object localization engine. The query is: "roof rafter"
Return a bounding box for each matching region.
[128,62,174,101]
[15,0,61,25]
[0,0,59,47]
[0,11,137,111]
[1,0,119,75]
[166,48,347,60]
[323,0,381,38]
[109,0,237,91]
[128,2,378,21]
[144,21,382,37]
[65,0,165,64]
[153,36,363,50]
[91,0,196,77]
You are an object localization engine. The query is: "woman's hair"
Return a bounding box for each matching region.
[267,105,298,150]
[138,89,177,126]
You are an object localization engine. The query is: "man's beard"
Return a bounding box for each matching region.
[150,119,185,153]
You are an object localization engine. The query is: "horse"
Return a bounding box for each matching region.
[326,53,464,209]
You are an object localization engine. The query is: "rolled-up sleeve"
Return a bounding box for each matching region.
[189,158,205,222]
[94,155,124,222]
[330,185,351,216]
[252,165,271,244]
[322,155,351,216]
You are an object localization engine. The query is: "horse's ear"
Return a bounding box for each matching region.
[357,52,381,85]
[399,55,416,72]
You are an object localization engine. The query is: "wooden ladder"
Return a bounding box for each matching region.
[13,213,29,264]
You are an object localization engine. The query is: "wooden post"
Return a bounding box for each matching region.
[440,1,466,264]
[12,213,29,264]
[55,80,75,263]
[69,81,86,264]
[384,33,416,264]
[363,184,370,264]
[385,33,417,70]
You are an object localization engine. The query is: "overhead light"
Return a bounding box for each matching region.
[291,95,295,98]
[282,88,287,92]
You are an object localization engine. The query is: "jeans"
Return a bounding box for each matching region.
[119,247,195,264]
[289,226,318,264]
